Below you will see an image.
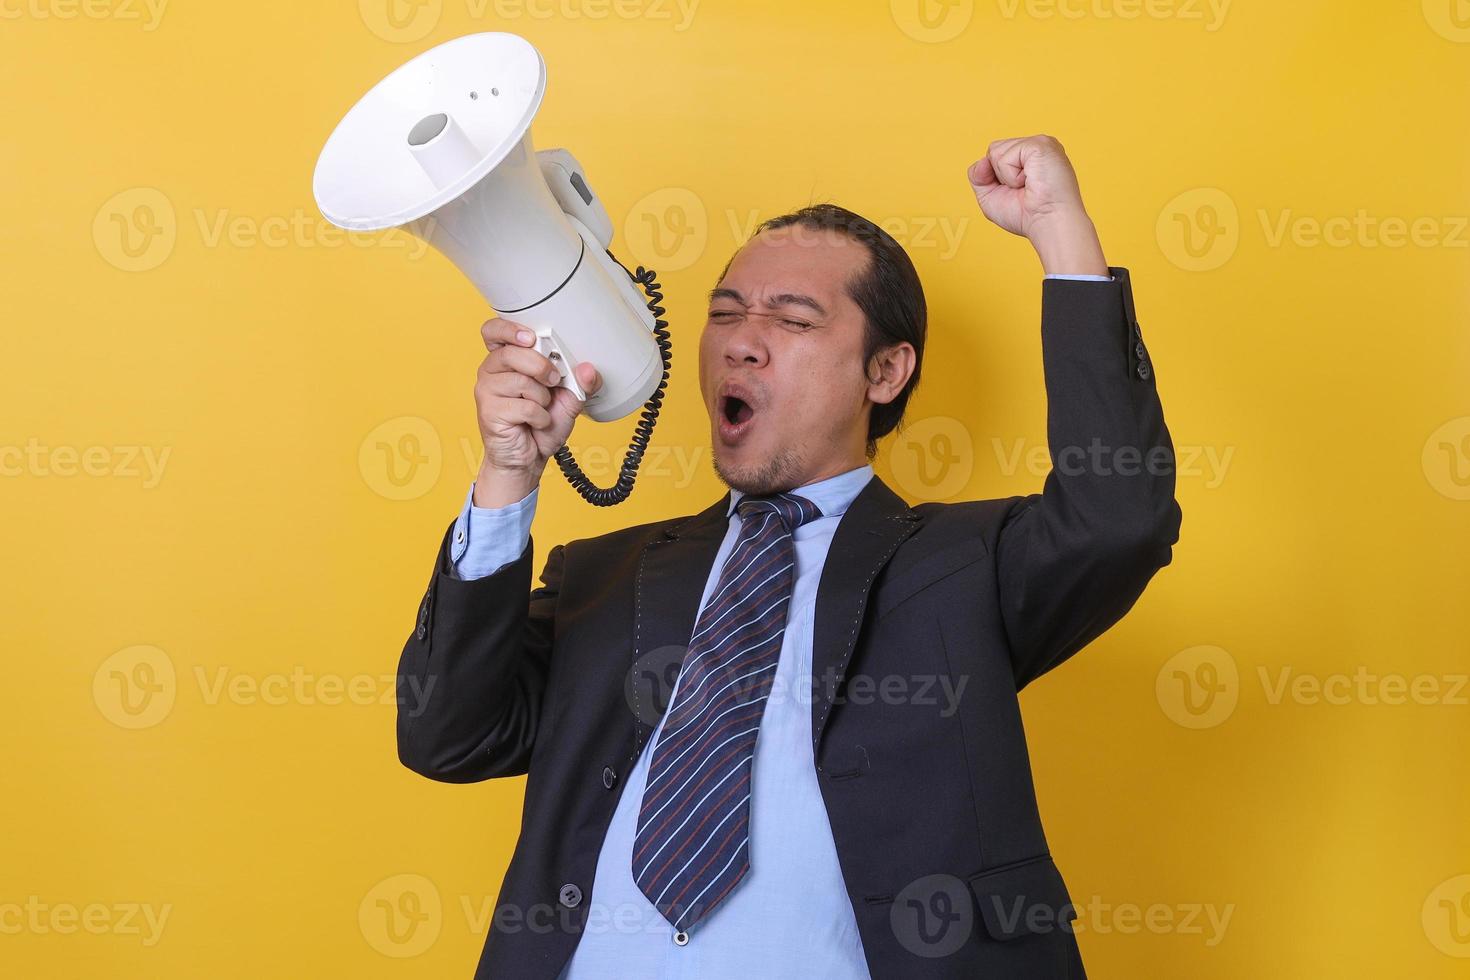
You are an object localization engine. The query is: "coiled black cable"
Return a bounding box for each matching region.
[551,253,672,506]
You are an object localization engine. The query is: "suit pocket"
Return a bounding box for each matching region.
[874,537,989,620]
[967,855,1077,942]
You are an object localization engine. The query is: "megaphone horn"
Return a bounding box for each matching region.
[312,32,671,506]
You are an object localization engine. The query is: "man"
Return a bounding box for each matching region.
[396,135,1181,979]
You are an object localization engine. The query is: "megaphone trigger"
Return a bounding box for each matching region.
[532,327,588,402]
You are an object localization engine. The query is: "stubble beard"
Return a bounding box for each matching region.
[711,443,804,497]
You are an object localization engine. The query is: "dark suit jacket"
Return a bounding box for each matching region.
[396,268,1182,979]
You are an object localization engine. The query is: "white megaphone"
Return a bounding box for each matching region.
[312,32,670,504]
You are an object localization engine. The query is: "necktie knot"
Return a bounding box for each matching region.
[736,492,822,532]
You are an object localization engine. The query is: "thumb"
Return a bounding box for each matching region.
[548,363,602,423]
[967,167,1007,211]
[967,158,995,189]
[575,362,603,401]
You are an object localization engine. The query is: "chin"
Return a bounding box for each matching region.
[711,442,802,496]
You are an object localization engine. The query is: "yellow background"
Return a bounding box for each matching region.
[3,0,1468,976]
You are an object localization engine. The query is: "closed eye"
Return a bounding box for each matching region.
[707,310,812,329]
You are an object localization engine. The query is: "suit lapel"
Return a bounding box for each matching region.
[629,492,731,755]
[810,475,921,758]
[628,475,921,763]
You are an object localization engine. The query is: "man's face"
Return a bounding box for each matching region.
[698,227,877,495]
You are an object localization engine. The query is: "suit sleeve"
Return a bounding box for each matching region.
[395,522,563,782]
[996,267,1183,689]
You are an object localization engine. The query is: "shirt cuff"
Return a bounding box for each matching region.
[1044,273,1115,281]
[449,482,538,581]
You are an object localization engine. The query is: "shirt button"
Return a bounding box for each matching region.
[455,528,465,544]
[558,883,582,909]
[601,766,616,789]
[673,929,689,946]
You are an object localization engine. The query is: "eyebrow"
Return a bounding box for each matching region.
[707,287,827,316]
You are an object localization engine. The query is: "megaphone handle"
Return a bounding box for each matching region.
[532,327,588,402]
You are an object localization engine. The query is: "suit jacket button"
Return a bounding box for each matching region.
[415,624,427,641]
[602,766,617,789]
[558,883,582,908]
[1135,341,1147,360]
[1137,360,1152,380]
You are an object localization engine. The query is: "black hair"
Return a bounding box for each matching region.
[725,203,927,458]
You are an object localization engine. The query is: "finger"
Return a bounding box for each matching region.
[496,396,554,431]
[481,370,553,408]
[481,317,537,351]
[545,364,602,423]
[546,367,601,423]
[548,384,584,423]
[986,137,1027,187]
[481,344,561,386]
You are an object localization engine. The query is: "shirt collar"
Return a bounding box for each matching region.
[725,463,874,522]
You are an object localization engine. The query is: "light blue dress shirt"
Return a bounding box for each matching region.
[447,274,1112,976]
[451,465,878,979]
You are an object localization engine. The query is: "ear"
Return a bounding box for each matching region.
[865,342,917,407]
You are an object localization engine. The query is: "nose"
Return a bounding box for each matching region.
[722,317,768,368]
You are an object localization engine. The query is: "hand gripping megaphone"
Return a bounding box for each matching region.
[312,32,671,505]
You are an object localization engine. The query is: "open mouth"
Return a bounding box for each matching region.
[716,388,758,443]
[721,395,754,426]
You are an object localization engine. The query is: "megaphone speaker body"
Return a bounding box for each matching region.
[312,32,663,423]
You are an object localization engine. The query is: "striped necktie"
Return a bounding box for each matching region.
[632,491,823,937]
